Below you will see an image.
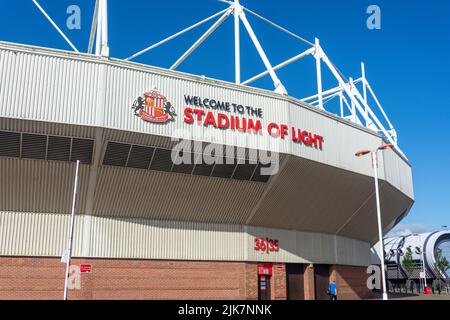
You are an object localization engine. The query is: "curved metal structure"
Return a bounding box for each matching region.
[383,231,450,281]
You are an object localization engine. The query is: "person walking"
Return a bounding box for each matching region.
[328,281,338,300]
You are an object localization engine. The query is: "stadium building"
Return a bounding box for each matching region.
[0,0,414,300]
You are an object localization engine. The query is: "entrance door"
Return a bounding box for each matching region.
[286,264,305,300]
[314,264,330,300]
[258,275,271,300]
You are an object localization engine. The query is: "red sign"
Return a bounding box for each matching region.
[258,263,273,276]
[80,264,92,273]
[254,237,279,254]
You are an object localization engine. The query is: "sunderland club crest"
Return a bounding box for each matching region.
[131,89,176,123]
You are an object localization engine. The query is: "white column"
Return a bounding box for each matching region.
[234,1,241,84]
[349,77,357,123]
[95,0,103,56]
[361,62,368,126]
[239,10,287,95]
[315,38,324,110]
[100,0,109,57]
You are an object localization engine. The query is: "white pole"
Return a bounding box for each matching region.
[63,160,81,301]
[315,38,324,110]
[31,0,79,52]
[170,9,233,70]
[339,91,344,118]
[100,0,109,57]
[361,62,369,126]
[125,8,229,61]
[95,0,103,56]
[243,47,315,86]
[234,1,241,84]
[372,151,388,301]
[421,234,427,292]
[239,10,287,95]
[88,0,99,54]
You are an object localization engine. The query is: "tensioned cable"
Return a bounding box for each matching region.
[126,8,229,61]
[242,7,314,47]
[329,59,349,83]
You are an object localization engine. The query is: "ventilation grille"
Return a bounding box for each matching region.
[102,141,274,183]
[0,131,94,164]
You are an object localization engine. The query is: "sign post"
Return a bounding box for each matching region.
[63,160,81,300]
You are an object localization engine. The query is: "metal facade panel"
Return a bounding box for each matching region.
[92,165,266,223]
[288,101,386,179]
[0,118,96,139]
[103,64,291,154]
[0,48,99,126]
[335,235,371,266]
[0,211,370,266]
[248,156,376,233]
[0,211,84,256]
[88,217,246,261]
[0,158,90,214]
[383,149,414,199]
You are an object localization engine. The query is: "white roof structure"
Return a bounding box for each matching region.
[28,0,403,157]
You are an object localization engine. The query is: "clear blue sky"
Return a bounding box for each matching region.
[1,0,449,235]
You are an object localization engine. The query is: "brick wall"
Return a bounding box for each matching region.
[0,257,256,300]
[330,265,374,300]
[272,263,286,300]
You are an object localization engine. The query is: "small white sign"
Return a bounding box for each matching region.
[419,271,425,278]
[61,249,69,263]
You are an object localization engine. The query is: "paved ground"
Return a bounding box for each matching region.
[371,292,450,300]
[389,293,450,300]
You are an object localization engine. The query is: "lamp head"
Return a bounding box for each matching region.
[355,150,371,157]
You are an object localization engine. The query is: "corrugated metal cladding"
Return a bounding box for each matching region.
[92,165,266,223]
[0,211,370,266]
[0,158,90,214]
[0,42,413,198]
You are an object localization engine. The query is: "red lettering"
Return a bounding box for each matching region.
[183,107,194,124]
[280,125,288,140]
[268,123,279,137]
[193,109,205,124]
[217,113,229,129]
[203,111,217,127]
[248,119,262,134]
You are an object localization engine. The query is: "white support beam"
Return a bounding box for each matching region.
[100,0,109,57]
[320,50,400,152]
[339,92,344,117]
[170,9,233,70]
[125,8,229,61]
[31,0,79,52]
[349,77,357,123]
[239,9,287,95]
[88,0,99,54]
[242,47,314,85]
[234,0,241,84]
[315,39,324,110]
[365,80,395,131]
[302,78,364,102]
[361,62,369,126]
[341,93,353,115]
[95,0,103,55]
[242,7,314,47]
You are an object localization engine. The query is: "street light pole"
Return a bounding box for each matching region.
[419,234,427,291]
[371,151,388,301]
[356,144,394,301]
